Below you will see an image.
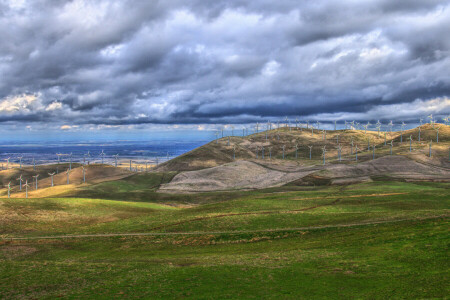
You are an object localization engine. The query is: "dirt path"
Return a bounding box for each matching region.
[3,215,446,241]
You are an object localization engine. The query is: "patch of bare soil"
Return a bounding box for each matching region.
[326,155,450,183]
[158,161,315,193]
[1,245,37,259]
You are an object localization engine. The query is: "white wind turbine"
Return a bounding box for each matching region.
[82,166,86,183]
[24,180,30,198]
[231,125,234,136]
[295,144,299,159]
[307,145,312,160]
[84,151,90,165]
[355,144,359,161]
[337,144,342,162]
[388,121,393,133]
[17,174,23,191]
[56,153,64,164]
[372,145,376,160]
[322,146,327,165]
[268,147,272,160]
[335,134,340,144]
[428,114,434,127]
[261,146,265,159]
[215,131,220,144]
[69,153,73,170]
[334,120,337,131]
[376,120,381,137]
[113,154,119,167]
[400,122,406,143]
[32,174,39,190]
[408,135,413,152]
[282,145,286,159]
[7,182,11,198]
[362,124,369,134]
[233,145,236,160]
[66,168,70,184]
[389,140,394,155]
[17,156,23,169]
[434,126,441,143]
[350,139,354,155]
[100,150,106,164]
[48,172,56,187]
[6,157,10,169]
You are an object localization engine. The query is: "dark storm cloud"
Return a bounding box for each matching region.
[0,0,449,128]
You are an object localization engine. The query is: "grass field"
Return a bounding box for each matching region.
[0,178,449,299]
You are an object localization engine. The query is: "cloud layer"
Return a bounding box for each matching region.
[0,0,449,128]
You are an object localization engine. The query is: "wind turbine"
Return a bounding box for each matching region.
[409,135,413,152]
[100,150,105,164]
[306,120,309,129]
[295,118,299,129]
[7,182,11,198]
[308,145,313,160]
[231,125,234,136]
[334,120,337,131]
[418,125,421,142]
[17,156,23,169]
[242,128,245,137]
[336,134,340,145]
[268,147,272,159]
[56,153,63,164]
[322,130,326,141]
[344,120,348,130]
[367,137,370,151]
[434,126,441,143]
[24,180,30,198]
[295,144,299,159]
[66,169,70,184]
[384,131,387,145]
[428,114,433,127]
[400,122,406,143]
[362,124,369,134]
[6,157,10,169]
[322,146,327,165]
[372,145,376,160]
[32,157,36,171]
[32,174,39,190]
[113,154,119,167]
[316,121,321,131]
[261,146,265,159]
[84,151,90,165]
[48,172,55,187]
[256,122,259,133]
[376,120,381,137]
[388,121,393,133]
[233,145,236,160]
[227,136,230,146]
[69,153,73,170]
[82,166,86,183]
[17,174,23,191]
[389,140,394,155]
[355,145,359,161]
[337,144,342,162]
[129,160,132,171]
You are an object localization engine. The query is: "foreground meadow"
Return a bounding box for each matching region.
[0,180,448,299]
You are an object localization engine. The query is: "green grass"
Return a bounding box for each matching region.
[0,180,448,299]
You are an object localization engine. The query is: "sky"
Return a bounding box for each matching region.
[0,0,449,140]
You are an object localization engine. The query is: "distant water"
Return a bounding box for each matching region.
[0,140,208,166]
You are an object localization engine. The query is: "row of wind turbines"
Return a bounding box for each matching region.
[217,116,448,164]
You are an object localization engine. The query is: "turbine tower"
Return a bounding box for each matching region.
[56,153,63,164]
[100,150,106,164]
[24,180,30,199]
[295,144,299,159]
[268,147,272,160]
[372,145,376,160]
[6,157,10,169]
[113,154,119,167]
[32,174,39,190]
[7,182,11,198]
[66,169,70,184]
[17,156,23,169]
[435,126,441,143]
[355,145,359,161]
[409,135,413,152]
[82,166,86,183]
[429,140,432,157]
[389,140,394,155]
[16,174,23,191]
[322,146,327,165]
[282,145,286,159]
[48,172,55,187]
[337,145,342,162]
[308,145,313,160]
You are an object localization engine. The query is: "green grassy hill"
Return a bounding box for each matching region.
[0,180,448,298]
